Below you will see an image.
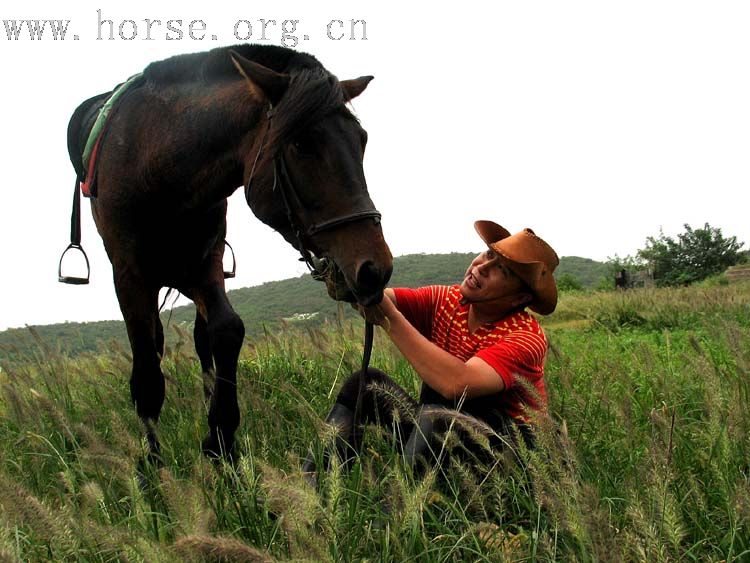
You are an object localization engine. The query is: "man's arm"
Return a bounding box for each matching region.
[377,295,505,400]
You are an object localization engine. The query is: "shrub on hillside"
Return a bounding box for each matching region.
[638,223,744,286]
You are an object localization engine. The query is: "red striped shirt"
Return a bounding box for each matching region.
[393,285,548,421]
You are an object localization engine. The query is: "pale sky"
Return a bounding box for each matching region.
[1,1,749,331]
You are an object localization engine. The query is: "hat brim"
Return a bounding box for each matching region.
[474,220,511,246]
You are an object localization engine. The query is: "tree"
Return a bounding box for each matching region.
[637,223,744,286]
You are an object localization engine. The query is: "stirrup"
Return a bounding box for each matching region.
[223,240,236,279]
[58,243,90,285]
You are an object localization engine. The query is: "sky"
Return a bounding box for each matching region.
[1,1,749,331]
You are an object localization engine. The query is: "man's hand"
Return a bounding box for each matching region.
[351,289,398,328]
[352,303,389,327]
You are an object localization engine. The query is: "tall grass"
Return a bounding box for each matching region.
[550,281,750,332]
[0,283,748,561]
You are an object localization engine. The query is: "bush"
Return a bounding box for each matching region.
[556,273,584,292]
[594,276,614,292]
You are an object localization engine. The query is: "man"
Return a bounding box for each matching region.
[303,220,559,479]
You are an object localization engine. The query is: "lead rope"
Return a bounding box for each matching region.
[352,319,375,447]
[361,320,374,373]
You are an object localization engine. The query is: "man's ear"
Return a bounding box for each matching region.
[512,292,534,309]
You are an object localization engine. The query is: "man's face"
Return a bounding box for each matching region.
[460,249,530,305]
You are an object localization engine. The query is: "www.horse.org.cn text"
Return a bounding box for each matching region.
[2,11,368,47]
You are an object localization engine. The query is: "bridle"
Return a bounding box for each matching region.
[244,104,379,401]
[244,106,382,279]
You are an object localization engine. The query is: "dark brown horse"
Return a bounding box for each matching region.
[65,44,393,458]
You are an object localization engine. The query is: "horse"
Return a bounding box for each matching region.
[65,44,393,459]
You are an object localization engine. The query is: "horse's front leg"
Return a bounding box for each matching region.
[114,271,165,459]
[193,283,244,458]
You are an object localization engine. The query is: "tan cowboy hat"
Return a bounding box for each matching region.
[474,220,560,315]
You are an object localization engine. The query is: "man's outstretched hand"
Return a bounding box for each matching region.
[352,293,397,331]
[352,303,388,327]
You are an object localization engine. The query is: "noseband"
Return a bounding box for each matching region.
[244,106,382,276]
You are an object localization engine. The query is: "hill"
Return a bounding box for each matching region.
[0,253,603,359]
[554,255,610,287]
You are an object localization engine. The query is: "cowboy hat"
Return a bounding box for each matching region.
[474,220,560,315]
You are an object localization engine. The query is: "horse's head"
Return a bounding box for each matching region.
[232,51,392,306]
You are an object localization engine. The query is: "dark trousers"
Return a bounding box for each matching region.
[328,368,534,471]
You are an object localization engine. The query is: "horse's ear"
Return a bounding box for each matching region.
[340,76,374,102]
[230,50,290,105]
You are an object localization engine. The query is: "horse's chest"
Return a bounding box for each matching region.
[101,200,227,286]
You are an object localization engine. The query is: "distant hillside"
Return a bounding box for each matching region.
[555,256,610,288]
[0,253,604,359]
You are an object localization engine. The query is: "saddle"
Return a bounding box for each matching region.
[59,72,237,283]
[58,74,143,284]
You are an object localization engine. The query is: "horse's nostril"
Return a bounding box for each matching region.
[356,260,380,291]
[354,261,392,305]
[353,261,392,306]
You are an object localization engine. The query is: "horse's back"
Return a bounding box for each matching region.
[67,91,112,178]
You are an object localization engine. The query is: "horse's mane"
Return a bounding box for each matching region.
[143,44,322,84]
[143,44,359,158]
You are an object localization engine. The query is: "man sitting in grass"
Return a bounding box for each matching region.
[303,220,559,482]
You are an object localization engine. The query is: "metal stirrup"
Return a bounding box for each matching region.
[58,243,91,285]
[58,176,90,284]
[223,240,236,279]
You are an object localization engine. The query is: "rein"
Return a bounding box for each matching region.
[356,320,374,430]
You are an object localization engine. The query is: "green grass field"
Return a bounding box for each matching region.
[0,282,748,561]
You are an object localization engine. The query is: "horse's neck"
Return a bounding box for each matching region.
[143,80,263,206]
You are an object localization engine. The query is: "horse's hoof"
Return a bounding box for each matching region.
[302,470,318,490]
[202,433,235,461]
[136,452,163,491]
[301,453,319,489]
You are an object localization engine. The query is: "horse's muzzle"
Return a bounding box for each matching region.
[353,260,392,306]
[313,219,393,306]
[319,257,392,306]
